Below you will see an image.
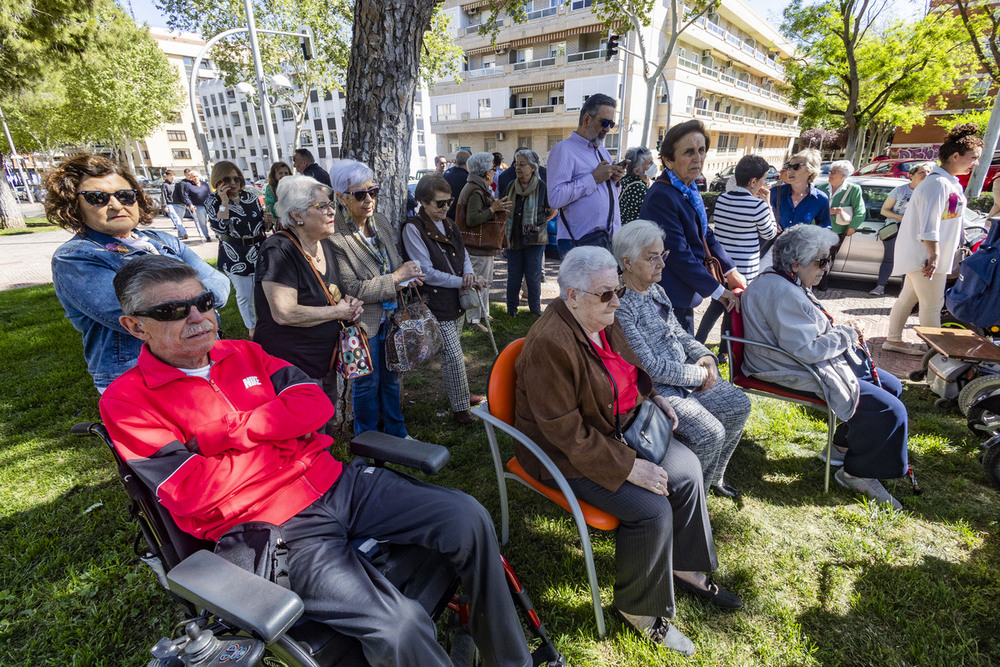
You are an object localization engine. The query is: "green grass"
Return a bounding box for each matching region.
[1,288,999,665]
[0,217,60,236]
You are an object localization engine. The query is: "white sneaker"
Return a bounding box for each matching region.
[835,468,902,510]
[869,285,885,296]
[882,340,926,356]
[619,611,696,656]
[816,445,846,466]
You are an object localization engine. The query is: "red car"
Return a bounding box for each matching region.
[854,156,1000,191]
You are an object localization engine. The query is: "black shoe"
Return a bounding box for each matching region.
[674,576,743,610]
[717,351,729,366]
[709,483,741,501]
[453,410,475,425]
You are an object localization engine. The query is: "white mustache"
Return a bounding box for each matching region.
[184,322,216,338]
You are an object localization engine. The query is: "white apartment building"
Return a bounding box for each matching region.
[127,28,213,176]
[196,79,437,182]
[431,0,800,180]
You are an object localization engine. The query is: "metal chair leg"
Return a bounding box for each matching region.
[482,420,511,545]
[569,508,606,637]
[824,411,836,493]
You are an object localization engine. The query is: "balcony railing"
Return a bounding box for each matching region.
[695,107,713,118]
[707,21,725,38]
[467,66,502,78]
[513,56,556,71]
[677,56,699,71]
[435,113,458,122]
[726,32,740,47]
[736,79,749,90]
[701,64,719,78]
[720,72,736,86]
[567,47,605,63]
[513,105,556,115]
[464,18,503,35]
[741,42,755,55]
[525,5,557,20]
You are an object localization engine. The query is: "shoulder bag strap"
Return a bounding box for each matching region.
[277,230,336,307]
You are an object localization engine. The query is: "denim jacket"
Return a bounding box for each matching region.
[52,228,231,390]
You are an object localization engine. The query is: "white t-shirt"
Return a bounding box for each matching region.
[178,363,212,381]
[888,183,916,217]
[893,166,965,276]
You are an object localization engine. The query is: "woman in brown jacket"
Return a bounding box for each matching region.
[514,246,741,657]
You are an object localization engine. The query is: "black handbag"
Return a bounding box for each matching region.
[620,399,673,465]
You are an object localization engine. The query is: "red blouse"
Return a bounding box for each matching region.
[590,329,639,415]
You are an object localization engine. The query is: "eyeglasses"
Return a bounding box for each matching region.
[643,250,670,265]
[308,201,336,213]
[813,256,832,269]
[218,176,242,185]
[348,186,380,202]
[583,284,627,302]
[130,291,215,321]
[430,198,454,209]
[78,189,139,207]
[600,118,616,129]
[782,162,807,172]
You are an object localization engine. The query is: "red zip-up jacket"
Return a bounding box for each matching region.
[99,339,341,541]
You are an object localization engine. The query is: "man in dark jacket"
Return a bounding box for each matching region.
[160,171,188,239]
[292,148,331,187]
[443,150,470,220]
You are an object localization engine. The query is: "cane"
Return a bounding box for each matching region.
[477,287,498,357]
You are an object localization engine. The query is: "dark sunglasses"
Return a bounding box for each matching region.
[218,176,242,185]
[583,284,627,302]
[348,186,380,202]
[130,291,215,321]
[600,118,616,129]
[78,189,139,207]
[782,162,807,172]
[431,198,454,208]
[813,256,832,269]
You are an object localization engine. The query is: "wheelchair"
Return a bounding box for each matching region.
[72,422,565,667]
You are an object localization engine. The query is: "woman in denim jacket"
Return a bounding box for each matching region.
[47,154,230,392]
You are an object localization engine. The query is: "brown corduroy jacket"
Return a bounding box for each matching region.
[513,298,656,492]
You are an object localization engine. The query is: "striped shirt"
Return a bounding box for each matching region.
[712,188,778,280]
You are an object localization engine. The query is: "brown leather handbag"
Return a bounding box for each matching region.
[701,234,729,288]
[456,185,506,252]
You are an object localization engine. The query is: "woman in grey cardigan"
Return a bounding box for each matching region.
[614,220,751,501]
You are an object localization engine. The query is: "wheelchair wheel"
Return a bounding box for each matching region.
[967,396,1000,437]
[958,375,1000,416]
[449,629,478,667]
[983,437,1000,491]
[940,313,986,338]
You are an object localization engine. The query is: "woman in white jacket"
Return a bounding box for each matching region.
[740,225,909,510]
[883,124,984,355]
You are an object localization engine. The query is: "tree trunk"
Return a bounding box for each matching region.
[342,0,438,229]
[0,171,27,229]
[641,77,660,148]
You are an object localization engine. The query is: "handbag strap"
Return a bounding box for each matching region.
[278,230,337,307]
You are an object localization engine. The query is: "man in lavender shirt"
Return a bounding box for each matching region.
[547,93,626,258]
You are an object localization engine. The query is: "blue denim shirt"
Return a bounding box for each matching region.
[770,183,831,230]
[52,228,231,390]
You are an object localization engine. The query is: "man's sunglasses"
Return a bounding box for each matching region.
[431,198,454,209]
[131,291,216,321]
[600,118,616,129]
[348,186,380,202]
[813,256,832,269]
[583,284,627,302]
[78,189,139,207]
[782,162,807,171]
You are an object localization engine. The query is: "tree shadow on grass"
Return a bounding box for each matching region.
[795,531,1000,666]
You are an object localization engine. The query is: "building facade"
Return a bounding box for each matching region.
[431,0,800,180]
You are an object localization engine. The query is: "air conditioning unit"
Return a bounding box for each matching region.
[496,131,505,141]
[702,49,712,59]
[725,60,733,68]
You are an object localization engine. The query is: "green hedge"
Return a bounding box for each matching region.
[967,193,994,214]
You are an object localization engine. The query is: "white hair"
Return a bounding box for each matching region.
[467,152,495,178]
[829,160,855,176]
[558,246,619,299]
[275,174,332,229]
[771,224,840,273]
[329,159,374,194]
[612,220,664,270]
[513,148,540,169]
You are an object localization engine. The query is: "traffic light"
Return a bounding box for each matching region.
[299,25,315,61]
[605,35,620,61]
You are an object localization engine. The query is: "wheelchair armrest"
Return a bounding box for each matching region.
[166,550,304,643]
[350,430,450,475]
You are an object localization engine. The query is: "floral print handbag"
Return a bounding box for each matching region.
[385,286,444,372]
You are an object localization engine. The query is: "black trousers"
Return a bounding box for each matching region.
[280,459,531,667]
[546,441,717,617]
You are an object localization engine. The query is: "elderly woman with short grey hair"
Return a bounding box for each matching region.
[816,159,865,290]
[741,224,909,510]
[253,174,363,410]
[456,151,511,331]
[614,220,751,499]
[618,146,655,224]
[328,159,424,438]
[502,147,549,316]
[514,245,740,655]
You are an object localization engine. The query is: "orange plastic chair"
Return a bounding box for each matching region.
[471,338,619,637]
[721,288,839,492]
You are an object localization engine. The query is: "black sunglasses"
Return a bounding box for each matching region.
[813,256,832,269]
[78,189,139,207]
[431,198,454,208]
[583,284,627,302]
[348,186,380,202]
[600,118,616,129]
[782,162,807,172]
[131,291,215,321]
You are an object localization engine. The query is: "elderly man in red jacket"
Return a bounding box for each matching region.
[99,255,531,667]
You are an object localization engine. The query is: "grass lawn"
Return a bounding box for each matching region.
[1,284,998,665]
[0,217,61,236]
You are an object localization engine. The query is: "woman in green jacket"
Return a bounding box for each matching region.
[816,159,865,289]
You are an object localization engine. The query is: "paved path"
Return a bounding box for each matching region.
[2,205,923,378]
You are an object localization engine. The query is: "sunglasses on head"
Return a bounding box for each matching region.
[431,198,454,209]
[130,291,215,321]
[600,118,616,129]
[583,284,627,302]
[813,256,831,269]
[348,186,380,202]
[782,162,807,172]
[78,189,139,207]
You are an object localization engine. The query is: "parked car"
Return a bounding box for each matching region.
[853,158,931,180]
[709,164,780,192]
[818,176,989,282]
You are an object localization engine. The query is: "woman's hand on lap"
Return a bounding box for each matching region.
[650,395,679,430]
[627,458,671,496]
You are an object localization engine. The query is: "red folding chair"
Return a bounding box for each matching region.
[472,338,619,637]
[721,289,839,492]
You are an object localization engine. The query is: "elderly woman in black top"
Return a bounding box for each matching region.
[402,174,487,425]
[254,174,363,413]
[206,160,266,336]
[502,148,549,317]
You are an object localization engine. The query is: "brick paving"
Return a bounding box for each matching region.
[2,205,923,379]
